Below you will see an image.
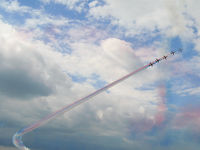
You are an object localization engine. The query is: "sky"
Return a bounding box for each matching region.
[0,0,200,150]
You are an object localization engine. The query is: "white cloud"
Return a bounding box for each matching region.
[184,0,200,26]
[88,0,196,39]
[183,87,200,96]
[0,18,74,126]
[88,0,98,8]
[194,38,200,53]
[89,0,167,34]
[40,0,51,3]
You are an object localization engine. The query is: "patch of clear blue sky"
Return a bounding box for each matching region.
[68,74,87,83]
[90,73,107,89]
[68,73,107,89]
[18,0,42,9]
[43,3,87,20]
[0,8,31,26]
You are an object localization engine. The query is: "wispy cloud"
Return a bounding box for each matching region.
[0,0,31,13]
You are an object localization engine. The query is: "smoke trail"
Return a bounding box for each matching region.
[155,85,167,126]
[13,51,179,150]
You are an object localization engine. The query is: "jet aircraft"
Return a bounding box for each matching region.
[155,58,160,63]
[163,56,168,59]
[171,51,175,55]
[149,62,154,66]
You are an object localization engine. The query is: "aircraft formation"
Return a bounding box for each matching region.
[148,48,182,67]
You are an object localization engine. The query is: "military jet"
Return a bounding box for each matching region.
[149,62,154,66]
[162,56,168,59]
[171,51,175,55]
[155,58,160,63]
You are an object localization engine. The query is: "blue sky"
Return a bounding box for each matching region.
[0,0,200,150]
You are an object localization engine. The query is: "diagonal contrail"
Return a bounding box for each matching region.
[13,50,181,150]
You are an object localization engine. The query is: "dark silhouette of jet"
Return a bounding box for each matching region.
[171,51,175,55]
[163,56,168,59]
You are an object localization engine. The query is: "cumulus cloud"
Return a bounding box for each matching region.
[0,20,72,100]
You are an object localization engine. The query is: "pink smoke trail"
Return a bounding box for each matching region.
[155,85,167,126]
[13,50,180,150]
